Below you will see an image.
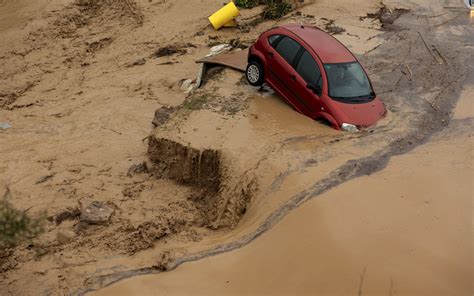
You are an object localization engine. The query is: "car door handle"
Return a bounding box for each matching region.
[290,74,296,81]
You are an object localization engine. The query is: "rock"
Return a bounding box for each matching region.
[127,162,148,177]
[54,207,81,225]
[35,174,54,184]
[143,160,153,173]
[56,229,76,244]
[132,58,146,66]
[80,201,115,224]
[152,106,176,127]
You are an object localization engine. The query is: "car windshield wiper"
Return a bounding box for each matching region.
[351,92,375,99]
[331,95,374,103]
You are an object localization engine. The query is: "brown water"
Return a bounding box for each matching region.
[92,84,474,295]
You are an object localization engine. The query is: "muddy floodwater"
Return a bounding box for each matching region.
[92,84,473,296]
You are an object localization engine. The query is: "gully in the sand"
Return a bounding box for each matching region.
[246,24,386,131]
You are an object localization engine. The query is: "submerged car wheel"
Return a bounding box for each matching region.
[246,61,264,86]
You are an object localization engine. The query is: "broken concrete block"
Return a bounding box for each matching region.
[179,79,193,91]
[80,201,115,224]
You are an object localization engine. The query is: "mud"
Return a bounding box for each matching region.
[322,18,346,35]
[95,117,473,296]
[152,43,194,58]
[361,5,409,30]
[147,137,221,192]
[0,0,472,295]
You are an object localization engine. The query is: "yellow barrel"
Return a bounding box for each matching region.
[208,1,240,30]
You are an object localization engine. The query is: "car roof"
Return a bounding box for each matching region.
[278,24,356,64]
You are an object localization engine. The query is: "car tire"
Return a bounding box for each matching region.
[246,61,264,87]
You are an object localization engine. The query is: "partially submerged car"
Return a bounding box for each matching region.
[246,24,386,131]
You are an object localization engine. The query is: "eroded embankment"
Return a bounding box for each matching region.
[147,137,256,229]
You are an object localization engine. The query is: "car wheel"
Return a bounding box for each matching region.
[246,61,264,87]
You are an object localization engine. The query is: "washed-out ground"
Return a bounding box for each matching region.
[93,83,474,296]
[0,0,472,295]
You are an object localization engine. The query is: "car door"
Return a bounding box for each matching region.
[291,49,324,118]
[265,35,312,115]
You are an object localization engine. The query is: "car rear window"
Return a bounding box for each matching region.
[275,36,301,65]
[296,50,322,94]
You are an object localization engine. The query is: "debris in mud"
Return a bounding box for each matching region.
[86,37,113,53]
[207,37,252,49]
[155,251,173,271]
[127,58,146,67]
[0,122,12,130]
[122,183,149,199]
[323,19,346,35]
[54,207,81,225]
[361,5,409,29]
[153,46,186,58]
[152,43,196,58]
[120,221,170,255]
[179,79,195,92]
[80,201,115,224]
[35,174,55,184]
[152,106,176,127]
[127,162,148,177]
[0,83,35,109]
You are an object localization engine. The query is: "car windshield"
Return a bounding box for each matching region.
[324,62,374,103]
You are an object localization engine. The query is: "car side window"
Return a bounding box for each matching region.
[268,35,281,47]
[275,36,301,65]
[296,50,322,95]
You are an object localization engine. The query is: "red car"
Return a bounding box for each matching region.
[246,24,386,131]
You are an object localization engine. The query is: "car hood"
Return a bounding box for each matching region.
[329,96,386,128]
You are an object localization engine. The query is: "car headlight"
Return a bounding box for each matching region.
[341,123,359,132]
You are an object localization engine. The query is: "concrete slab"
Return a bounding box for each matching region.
[196,48,248,72]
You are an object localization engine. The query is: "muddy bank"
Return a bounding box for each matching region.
[147,136,255,228]
[147,137,221,191]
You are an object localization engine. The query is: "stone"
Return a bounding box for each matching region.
[152,106,176,127]
[56,229,76,244]
[80,201,115,224]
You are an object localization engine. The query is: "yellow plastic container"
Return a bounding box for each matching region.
[208,1,240,30]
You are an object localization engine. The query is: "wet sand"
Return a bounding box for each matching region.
[93,85,473,296]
